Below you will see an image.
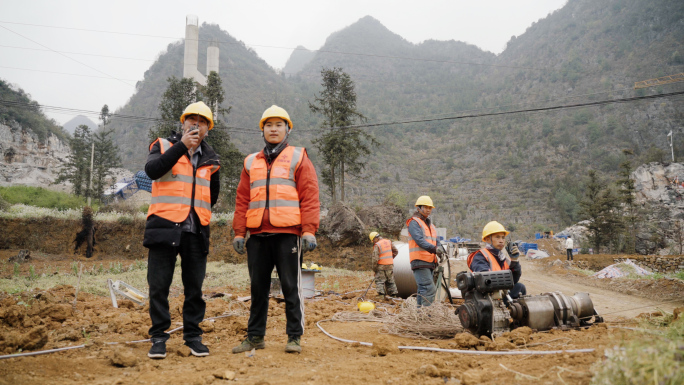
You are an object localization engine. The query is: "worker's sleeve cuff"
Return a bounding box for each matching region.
[302,232,314,237]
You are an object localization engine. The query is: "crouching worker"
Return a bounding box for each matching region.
[369,232,398,299]
[468,221,526,299]
[231,105,320,354]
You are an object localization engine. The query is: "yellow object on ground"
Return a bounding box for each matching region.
[357,301,375,313]
[301,263,308,269]
[310,263,320,270]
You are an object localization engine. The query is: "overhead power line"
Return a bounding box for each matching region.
[0,24,135,88]
[299,90,684,131]
[2,90,681,135]
[0,65,140,81]
[0,20,546,71]
[0,98,258,134]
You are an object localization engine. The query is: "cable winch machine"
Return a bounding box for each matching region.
[455,270,603,337]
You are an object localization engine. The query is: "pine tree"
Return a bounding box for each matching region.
[616,153,637,253]
[148,77,197,141]
[200,71,243,209]
[87,105,122,202]
[309,67,377,202]
[579,170,623,253]
[55,125,92,197]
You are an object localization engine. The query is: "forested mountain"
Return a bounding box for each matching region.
[106,0,684,239]
[0,79,68,143]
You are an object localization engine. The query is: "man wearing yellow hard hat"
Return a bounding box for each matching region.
[144,101,220,359]
[406,196,444,307]
[231,105,320,354]
[369,231,398,299]
[467,221,526,299]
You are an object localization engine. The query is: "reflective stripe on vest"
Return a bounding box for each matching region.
[244,146,305,228]
[468,248,510,272]
[376,238,393,265]
[406,217,438,264]
[146,138,219,226]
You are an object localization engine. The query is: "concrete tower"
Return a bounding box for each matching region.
[207,38,219,75]
[183,15,220,85]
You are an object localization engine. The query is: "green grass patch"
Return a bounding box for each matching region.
[591,313,684,384]
[0,261,252,297]
[0,186,87,210]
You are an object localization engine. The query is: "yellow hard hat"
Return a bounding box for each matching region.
[482,221,509,242]
[180,101,214,130]
[369,232,379,242]
[260,105,293,131]
[310,263,320,270]
[357,301,375,313]
[415,195,435,208]
[301,262,307,269]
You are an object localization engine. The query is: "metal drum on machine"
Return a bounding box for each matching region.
[392,241,451,300]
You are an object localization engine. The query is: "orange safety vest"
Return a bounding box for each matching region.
[147,138,219,226]
[406,216,438,264]
[375,238,394,265]
[244,146,306,229]
[467,248,510,272]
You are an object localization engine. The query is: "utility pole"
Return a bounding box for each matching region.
[87,142,94,206]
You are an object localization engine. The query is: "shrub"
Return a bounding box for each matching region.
[0,186,86,210]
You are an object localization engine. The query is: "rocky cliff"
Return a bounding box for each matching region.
[0,123,70,188]
[632,162,684,254]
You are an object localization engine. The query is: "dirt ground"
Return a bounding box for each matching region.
[1,247,683,385]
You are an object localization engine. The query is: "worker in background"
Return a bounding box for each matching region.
[406,196,444,307]
[467,221,526,299]
[566,235,574,261]
[231,105,320,354]
[369,231,399,299]
[143,101,220,359]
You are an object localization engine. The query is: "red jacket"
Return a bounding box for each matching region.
[232,145,320,237]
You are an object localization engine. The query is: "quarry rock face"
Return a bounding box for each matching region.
[0,123,70,187]
[632,162,684,254]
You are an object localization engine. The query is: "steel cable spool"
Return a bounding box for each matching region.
[392,242,451,299]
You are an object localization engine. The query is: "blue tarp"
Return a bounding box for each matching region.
[449,237,472,243]
[135,171,153,193]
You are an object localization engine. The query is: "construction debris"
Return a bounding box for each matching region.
[593,259,652,279]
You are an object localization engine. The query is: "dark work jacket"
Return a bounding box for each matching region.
[143,132,221,254]
[470,248,522,284]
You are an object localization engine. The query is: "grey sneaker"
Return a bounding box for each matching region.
[285,335,301,353]
[232,335,265,354]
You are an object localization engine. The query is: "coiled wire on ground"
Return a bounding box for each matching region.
[333,296,463,339]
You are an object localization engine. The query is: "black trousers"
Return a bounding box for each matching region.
[566,249,573,261]
[147,232,207,342]
[510,282,527,299]
[246,233,304,337]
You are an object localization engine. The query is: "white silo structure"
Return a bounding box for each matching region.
[183,15,219,86]
[207,38,219,75]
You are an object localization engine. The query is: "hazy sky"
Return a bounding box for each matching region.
[0,0,566,126]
